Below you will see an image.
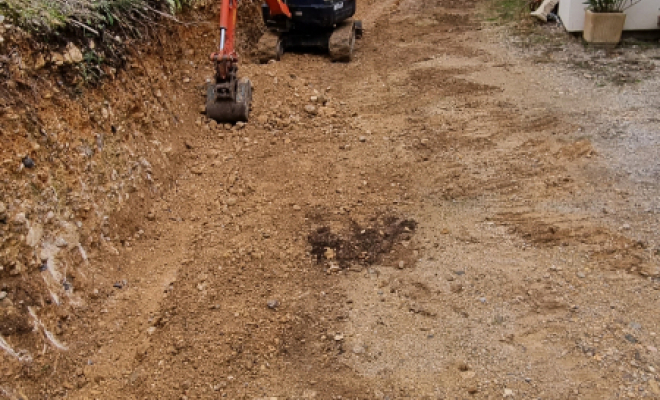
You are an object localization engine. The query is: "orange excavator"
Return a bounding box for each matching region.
[206,0,361,123]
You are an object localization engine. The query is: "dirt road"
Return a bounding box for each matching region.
[5,0,660,398]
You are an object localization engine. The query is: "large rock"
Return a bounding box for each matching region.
[64,43,84,64]
[25,224,43,247]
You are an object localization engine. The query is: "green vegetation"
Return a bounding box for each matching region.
[489,0,531,23]
[0,0,194,33]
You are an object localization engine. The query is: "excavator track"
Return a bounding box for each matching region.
[329,19,356,62]
[255,31,283,63]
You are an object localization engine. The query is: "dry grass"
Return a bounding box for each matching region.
[0,0,193,33]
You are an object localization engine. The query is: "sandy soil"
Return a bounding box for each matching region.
[2,0,660,398]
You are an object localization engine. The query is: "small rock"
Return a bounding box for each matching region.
[65,43,84,64]
[625,334,638,344]
[334,334,344,341]
[34,54,46,70]
[0,202,6,221]
[293,205,302,211]
[503,388,514,397]
[183,77,191,83]
[304,105,318,115]
[184,140,194,149]
[147,210,156,221]
[359,136,367,142]
[398,261,405,269]
[113,282,124,289]
[267,299,280,309]
[225,198,237,206]
[22,156,35,168]
[0,291,7,301]
[577,271,586,278]
[55,237,68,248]
[51,52,65,66]
[199,105,206,114]
[352,345,365,354]
[621,224,631,231]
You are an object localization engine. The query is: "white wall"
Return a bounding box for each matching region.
[559,0,660,32]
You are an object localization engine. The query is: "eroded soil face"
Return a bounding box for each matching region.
[3,0,660,398]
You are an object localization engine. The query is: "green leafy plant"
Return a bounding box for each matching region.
[583,0,643,12]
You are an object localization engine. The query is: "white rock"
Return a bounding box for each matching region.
[26,224,44,247]
[504,388,514,397]
[65,43,83,64]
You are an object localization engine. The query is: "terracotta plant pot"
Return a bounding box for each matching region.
[583,10,627,46]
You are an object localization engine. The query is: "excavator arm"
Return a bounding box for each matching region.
[207,0,291,122]
[211,0,290,66]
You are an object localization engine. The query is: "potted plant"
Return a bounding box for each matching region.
[583,0,643,45]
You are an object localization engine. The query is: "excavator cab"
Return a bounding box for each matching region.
[258,0,363,62]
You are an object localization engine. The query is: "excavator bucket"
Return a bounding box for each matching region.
[206,78,253,123]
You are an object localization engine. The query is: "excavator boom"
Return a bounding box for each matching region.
[206,0,291,123]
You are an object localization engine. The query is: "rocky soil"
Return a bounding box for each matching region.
[1,0,660,398]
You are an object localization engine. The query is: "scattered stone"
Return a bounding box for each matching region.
[503,388,514,397]
[629,322,642,331]
[398,261,405,269]
[293,205,302,211]
[467,385,478,394]
[454,270,465,276]
[183,77,191,83]
[577,271,586,278]
[199,105,206,114]
[184,140,194,149]
[267,299,280,309]
[50,52,65,66]
[147,210,156,221]
[0,202,6,221]
[22,156,35,168]
[621,223,631,231]
[625,334,638,344]
[359,136,367,142]
[113,282,124,289]
[26,224,43,247]
[65,43,84,64]
[304,105,318,115]
[334,334,344,341]
[0,291,7,301]
[352,345,365,354]
[55,237,68,248]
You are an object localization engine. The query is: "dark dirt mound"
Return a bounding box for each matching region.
[309,215,417,267]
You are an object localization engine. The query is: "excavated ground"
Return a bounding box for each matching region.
[2,0,660,398]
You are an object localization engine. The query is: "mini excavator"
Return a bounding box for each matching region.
[206,0,362,123]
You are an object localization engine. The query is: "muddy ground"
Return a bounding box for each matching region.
[2,0,660,398]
